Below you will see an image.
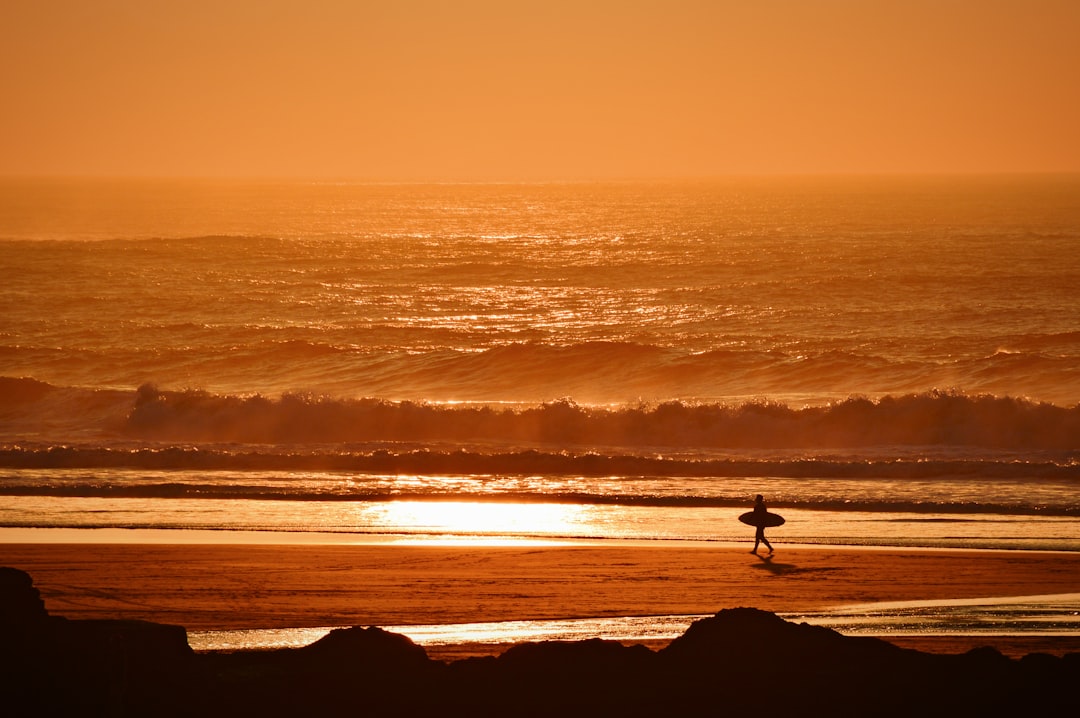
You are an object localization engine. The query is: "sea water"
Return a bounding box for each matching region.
[1,176,1078,549]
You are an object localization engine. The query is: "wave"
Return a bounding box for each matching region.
[87,383,1080,451]
[3,377,1080,453]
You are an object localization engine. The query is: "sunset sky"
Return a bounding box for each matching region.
[2,0,1078,180]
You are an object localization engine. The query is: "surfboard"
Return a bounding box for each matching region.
[739,511,785,528]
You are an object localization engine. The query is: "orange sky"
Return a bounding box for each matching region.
[2,0,1078,180]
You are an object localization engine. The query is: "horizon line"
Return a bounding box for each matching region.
[3,170,1079,185]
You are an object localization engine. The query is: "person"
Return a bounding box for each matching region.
[750,494,774,554]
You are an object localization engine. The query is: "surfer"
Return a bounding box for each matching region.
[750,494,774,554]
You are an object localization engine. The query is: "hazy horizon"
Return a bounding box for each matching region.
[3,1,1078,181]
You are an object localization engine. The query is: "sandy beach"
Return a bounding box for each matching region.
[4,541,1079,658]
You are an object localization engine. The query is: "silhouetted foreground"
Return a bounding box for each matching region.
[3,567,1076,716]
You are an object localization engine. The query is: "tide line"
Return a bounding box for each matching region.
[188,593,1080,653]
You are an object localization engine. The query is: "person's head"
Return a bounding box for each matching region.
[755,494,763,502]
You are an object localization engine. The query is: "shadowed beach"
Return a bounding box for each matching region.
[5,541,1080,656]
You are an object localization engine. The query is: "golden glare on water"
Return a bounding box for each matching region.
[371,500,590,545]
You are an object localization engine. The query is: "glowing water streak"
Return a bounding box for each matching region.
[188,593,1080,652]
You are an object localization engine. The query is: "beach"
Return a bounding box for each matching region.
[5,540,1080,659]
[4,5,1080,712]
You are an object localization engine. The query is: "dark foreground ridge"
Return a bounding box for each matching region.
[3,567,1077,717]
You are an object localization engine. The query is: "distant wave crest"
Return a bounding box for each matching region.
[1,444,1078,484]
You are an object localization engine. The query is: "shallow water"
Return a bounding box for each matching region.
[187,593,1080,652]
[2,467,1077,551]
[3,496,1079,552]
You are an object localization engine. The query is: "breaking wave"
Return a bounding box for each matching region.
[2,377,1079,452]
[2,378,1079,497]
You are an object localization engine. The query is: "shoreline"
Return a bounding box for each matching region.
[4,525,1080,553]
[185,592,1080,659]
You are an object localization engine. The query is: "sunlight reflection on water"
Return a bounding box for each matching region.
[365,500,591,539]
[6,497,1079,551]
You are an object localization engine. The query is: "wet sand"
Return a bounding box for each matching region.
[4,542,1079,657]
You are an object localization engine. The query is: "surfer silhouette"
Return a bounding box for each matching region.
[750,494,774,554]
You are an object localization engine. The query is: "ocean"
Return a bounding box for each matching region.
[2,175,1079,551]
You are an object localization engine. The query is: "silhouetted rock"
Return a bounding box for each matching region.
[664,606,907,665]
[0,566,49,631]
[1,567,194,716]
[655,607,1074,717]
[299,624,430,667]
[196,626,444,717]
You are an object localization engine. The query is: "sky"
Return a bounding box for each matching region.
[2,0,1079,180]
